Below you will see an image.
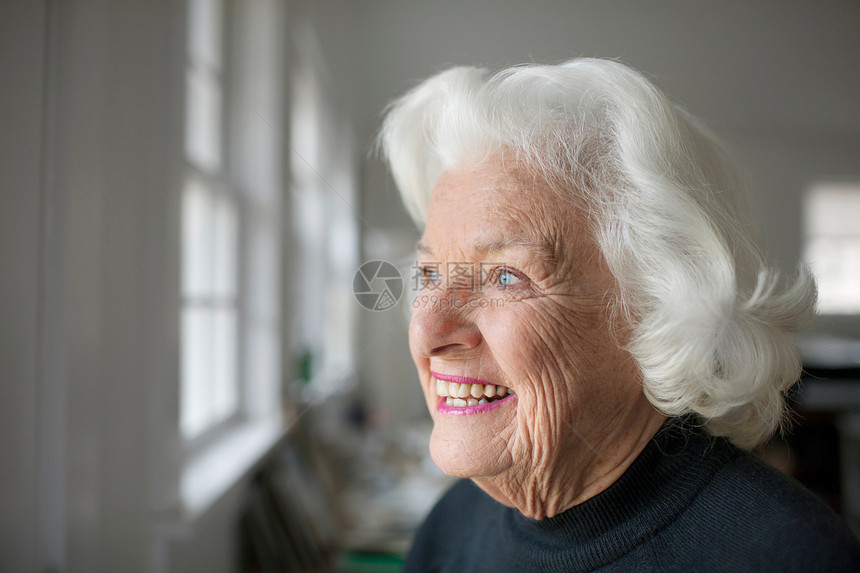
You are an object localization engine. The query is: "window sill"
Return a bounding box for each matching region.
[179,416,287,523]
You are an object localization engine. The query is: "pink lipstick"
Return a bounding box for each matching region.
[431,371,516,415]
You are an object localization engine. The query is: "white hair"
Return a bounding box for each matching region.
[379,58,816,449]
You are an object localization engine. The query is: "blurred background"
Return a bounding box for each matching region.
[2,0,859,571]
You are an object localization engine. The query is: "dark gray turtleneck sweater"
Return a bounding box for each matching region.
[403,421,860,572]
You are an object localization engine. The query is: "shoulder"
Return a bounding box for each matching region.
[418,478,485,529]
[403,480,496,573]
[435,478,480,508]
[670,442,860,571]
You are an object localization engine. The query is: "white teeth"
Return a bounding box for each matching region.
[436,379,449,397]
[434,377,514,407]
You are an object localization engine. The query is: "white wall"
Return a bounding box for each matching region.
[0,3,49,570]
[0,1,186,571]
[0,1,293,571]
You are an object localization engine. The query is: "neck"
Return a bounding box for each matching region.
[473,405,667,520]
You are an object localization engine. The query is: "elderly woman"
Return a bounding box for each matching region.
[379,59,860,572]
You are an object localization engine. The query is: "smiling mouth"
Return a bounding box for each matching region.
[433,375,514,408]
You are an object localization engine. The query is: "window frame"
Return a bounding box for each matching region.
[180,0,248,450]
[803,180,860,316]
[172,0,288,521]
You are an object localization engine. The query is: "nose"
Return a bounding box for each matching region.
[409,289,482,358]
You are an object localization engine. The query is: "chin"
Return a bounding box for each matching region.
[428,431,507,479]
[429,446,478,478]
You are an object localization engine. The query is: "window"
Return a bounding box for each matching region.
[804,181,860,315]
[181,176,240,439]
[181,0,241,441]
[288,28,358,397]
[177,0,287,517]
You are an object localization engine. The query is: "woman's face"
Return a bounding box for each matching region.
[410,155,664,518]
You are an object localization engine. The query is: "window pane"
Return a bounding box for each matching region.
[182,177,215,299]
[290,64,320,182]
[211,307,239,422]
[182,305,213,439]
[804,182,860,315]
[245,321,279,418]
[183,176,238,301]
[182,304,239,439]
[213,192,238,298]
[185,68,223,172]
[807,237,860,314]
[188,0,223,71]
[806,183,860,237]
[182,176,241,438]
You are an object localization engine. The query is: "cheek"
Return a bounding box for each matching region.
[479,306,578,414]
[481,301,603,380]
[479,302,632,421]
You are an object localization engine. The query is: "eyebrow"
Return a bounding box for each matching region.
[415,241,434,255]
[416,237,559,269]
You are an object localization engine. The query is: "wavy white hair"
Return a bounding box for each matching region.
[379,58,816,449]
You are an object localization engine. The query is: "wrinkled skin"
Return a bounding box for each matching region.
[410,154,666,519]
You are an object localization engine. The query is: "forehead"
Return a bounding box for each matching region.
[431,156,558,214]
[424,156,581,257]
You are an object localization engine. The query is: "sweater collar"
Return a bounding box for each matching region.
[499,418,734,570]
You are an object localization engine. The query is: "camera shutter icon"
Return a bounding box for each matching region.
[353,260,403,311]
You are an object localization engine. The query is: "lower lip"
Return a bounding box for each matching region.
[436,393,516,415]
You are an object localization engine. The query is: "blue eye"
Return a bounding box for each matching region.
[419,266,442,287]
[494,268,522,288]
